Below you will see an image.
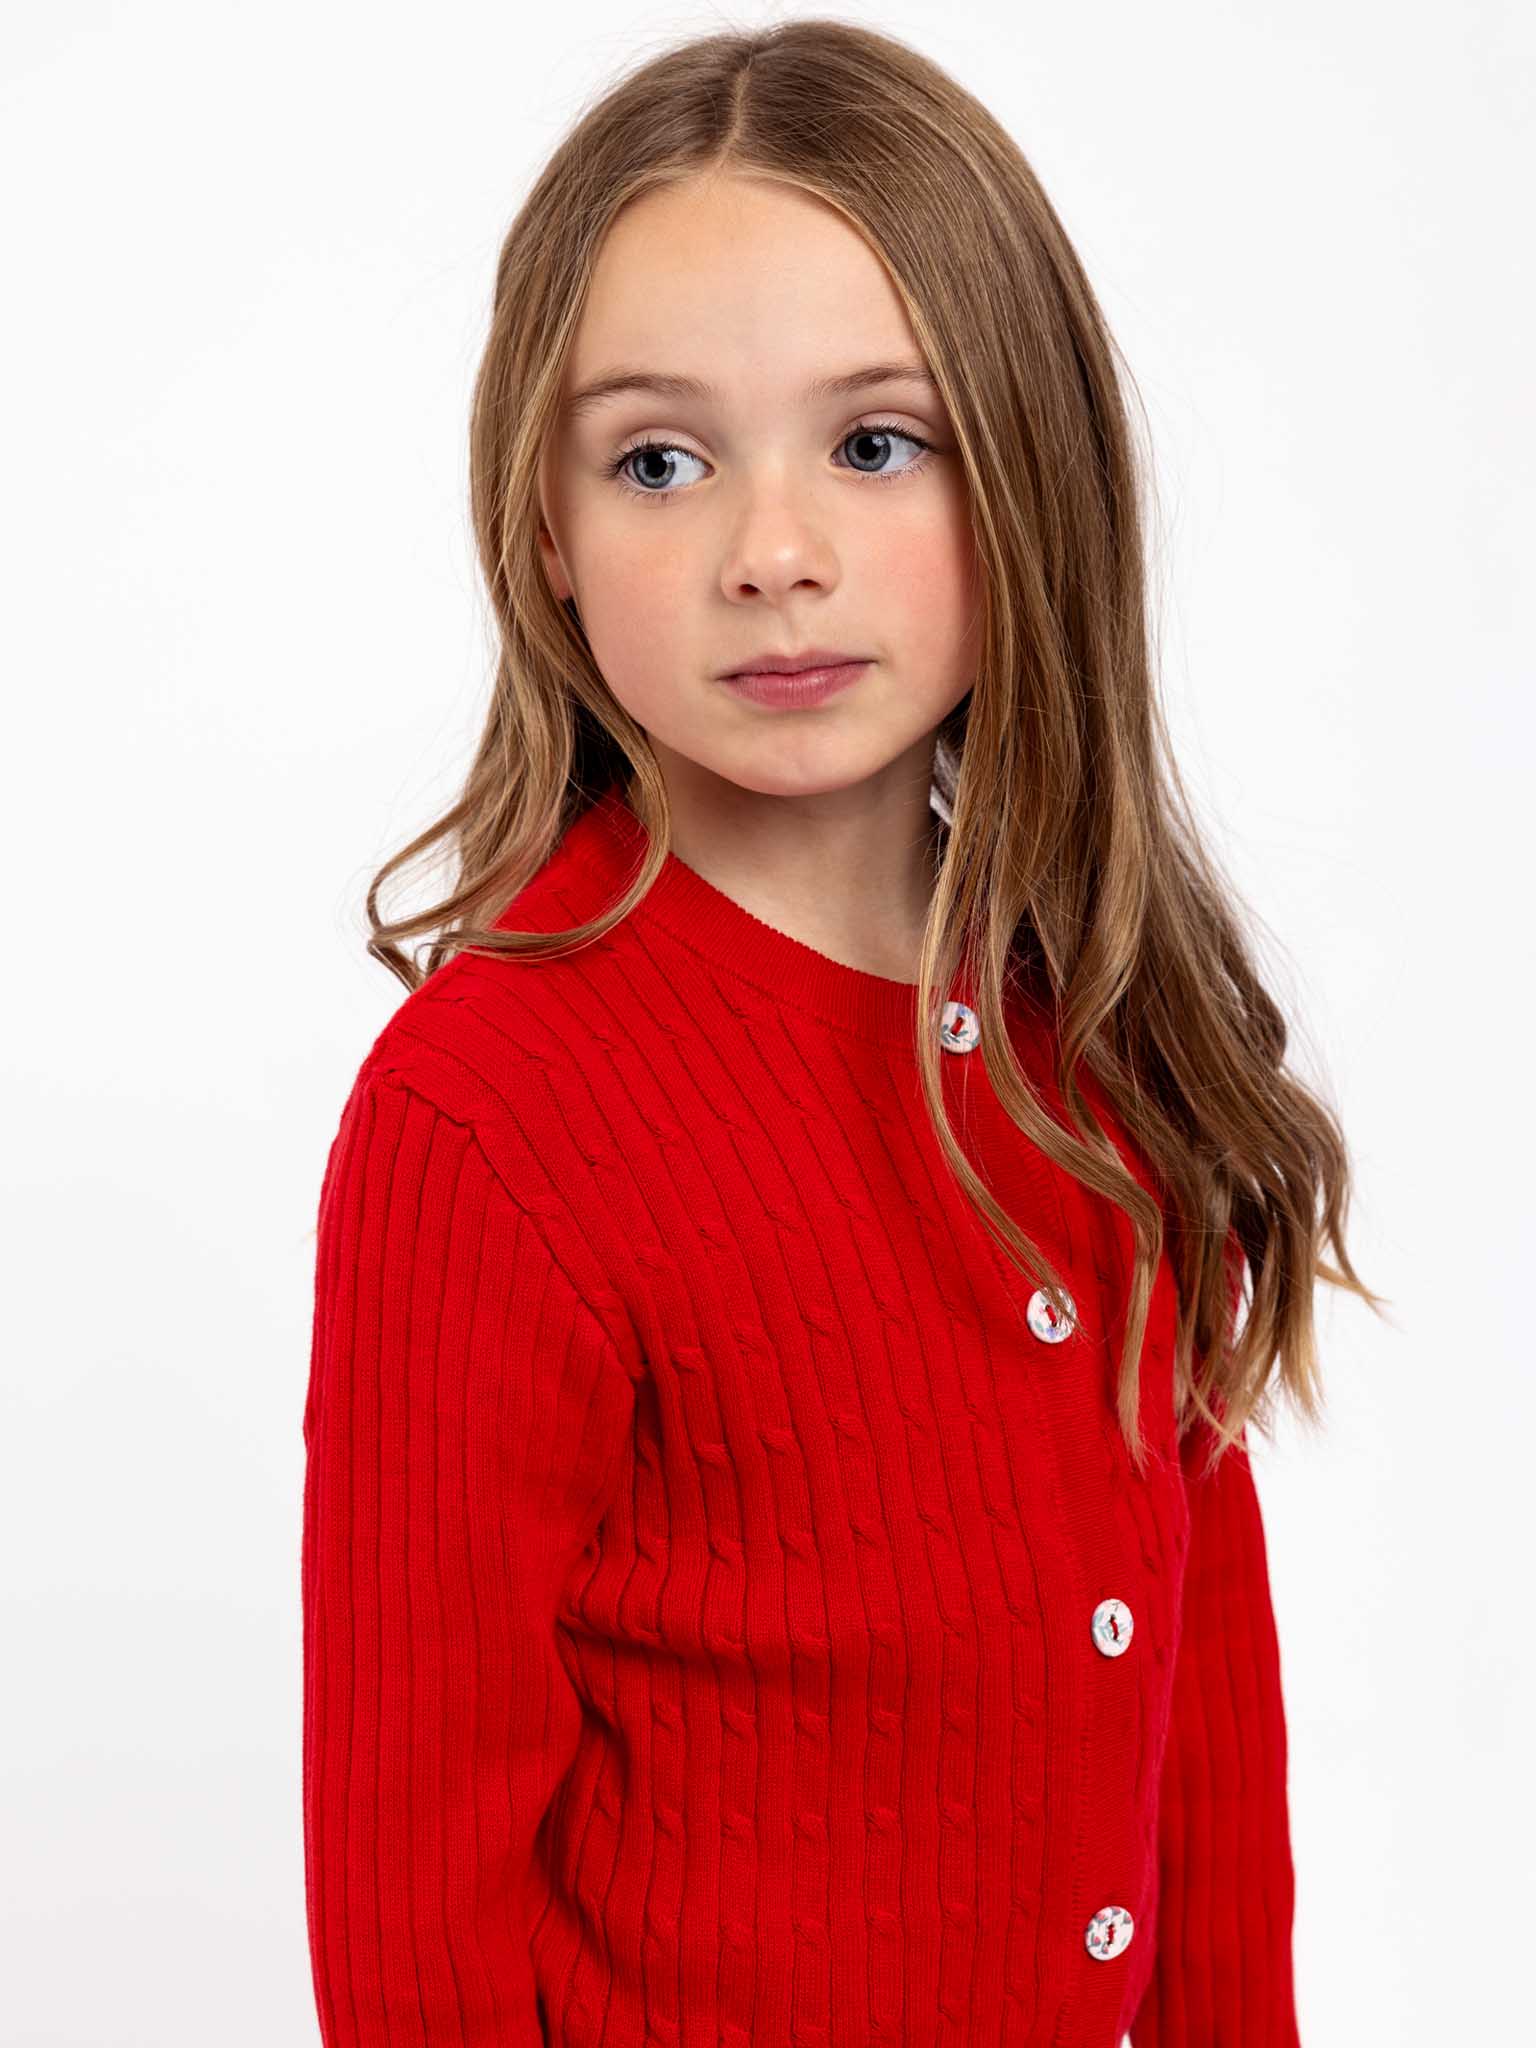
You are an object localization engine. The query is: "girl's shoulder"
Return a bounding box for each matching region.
[318,929,638,1332]
[326,824,648,1237]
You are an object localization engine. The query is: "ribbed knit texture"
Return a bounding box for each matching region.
[302,781,1300,2048]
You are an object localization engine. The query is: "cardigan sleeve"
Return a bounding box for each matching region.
[301,1066,637,2048]
[1128,1408,1301,2046]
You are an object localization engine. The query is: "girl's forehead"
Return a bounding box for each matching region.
[570,176,917,344]
[551,180,951,444]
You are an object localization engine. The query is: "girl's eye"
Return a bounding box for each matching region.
[602,419,935,502]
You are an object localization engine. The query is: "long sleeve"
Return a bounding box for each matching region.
[1128,1412,1300,2046]
[301,1066,638,2048]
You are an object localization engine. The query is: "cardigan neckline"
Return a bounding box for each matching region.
[553,778,976,1052]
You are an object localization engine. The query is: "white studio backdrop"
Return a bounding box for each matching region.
[3,3,1530,2042]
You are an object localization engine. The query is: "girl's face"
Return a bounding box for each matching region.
[537,171,980,805]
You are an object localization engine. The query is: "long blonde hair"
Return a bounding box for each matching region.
[361,18,1384,1472]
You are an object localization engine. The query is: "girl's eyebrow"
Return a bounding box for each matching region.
[562,360,939,422]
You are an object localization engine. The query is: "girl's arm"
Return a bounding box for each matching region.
[301,1065,637,2048]
[1129,1409,1302,2045]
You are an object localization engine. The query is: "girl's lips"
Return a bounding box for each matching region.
[719,660,870,707]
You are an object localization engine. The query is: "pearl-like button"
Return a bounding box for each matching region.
[939,1000,980,1053]
[1084,1905,1135,1959]
[1090,1598,1134,1657]
[1025,1285,1076,1343]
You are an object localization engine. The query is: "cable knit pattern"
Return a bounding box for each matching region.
[302,782,1300,2048]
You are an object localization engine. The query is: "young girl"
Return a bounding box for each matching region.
[302,21,1375,2048]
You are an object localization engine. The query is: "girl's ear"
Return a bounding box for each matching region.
[534,432,574,603]
[536,520,573,607]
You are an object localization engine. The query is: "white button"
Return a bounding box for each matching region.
[939,1000,980,1053]
[1084,1905,1135,1959]
[1090,1598,1134,1657]
[1025,1286,1076,1343]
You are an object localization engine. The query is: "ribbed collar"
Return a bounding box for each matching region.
[551,779,984,1051]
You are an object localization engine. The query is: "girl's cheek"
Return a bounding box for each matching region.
[603,555,690,626]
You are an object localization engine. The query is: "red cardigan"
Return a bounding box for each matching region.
[302,782,1300,2047]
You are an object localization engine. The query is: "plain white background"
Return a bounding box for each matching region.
[4,3,1530,2042]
